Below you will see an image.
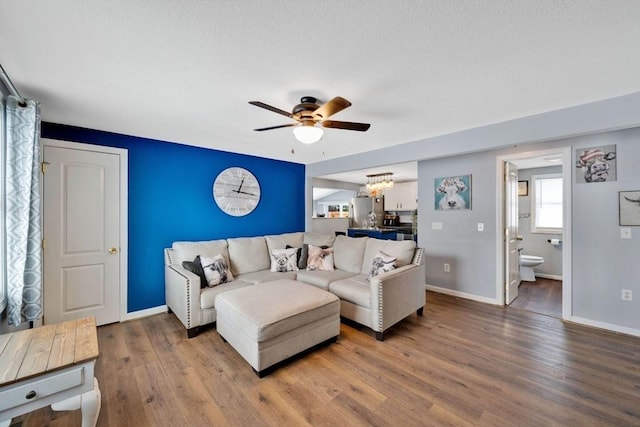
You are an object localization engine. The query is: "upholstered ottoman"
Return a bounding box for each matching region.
[215,279,340,377]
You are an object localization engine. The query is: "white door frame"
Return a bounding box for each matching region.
[495,147,572,319]
[42,138,128,322]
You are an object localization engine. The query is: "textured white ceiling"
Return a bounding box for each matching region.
[1,1,639,165]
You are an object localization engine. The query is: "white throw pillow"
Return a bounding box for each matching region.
[368,251,397,280]
[270,248,299,272]
[306,245,335,271]
[200,254,234,287]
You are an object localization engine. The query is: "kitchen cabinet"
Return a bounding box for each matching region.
[384,181,417,211]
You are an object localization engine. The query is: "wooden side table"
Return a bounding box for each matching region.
[0,316,100,427]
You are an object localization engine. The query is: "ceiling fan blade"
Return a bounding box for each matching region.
[253,123,297,131]
[249,101,294,119]
[312,96,352,120]
[321,120,370,132]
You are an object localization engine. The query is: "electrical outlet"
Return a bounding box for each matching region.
[622,289,632,301]
[432,222,443,230]
[620,228,632,239]
[477,223,484,232]
[444,263,450,272]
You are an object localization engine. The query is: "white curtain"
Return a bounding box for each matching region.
[5,95,42,325]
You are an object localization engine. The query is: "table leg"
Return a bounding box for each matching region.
[51,377,101,427]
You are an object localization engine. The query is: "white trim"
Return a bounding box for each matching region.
[426,284,500,305]
[496,147,572,320]
[534,273,563,281]
[124,305,167,321]
[568,316,640,338]
[41,139,129,323]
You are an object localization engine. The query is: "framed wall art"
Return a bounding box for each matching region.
[434,175,471,210]
[619,190,640,226]
[575,145,616,183]
[518,180,528,196]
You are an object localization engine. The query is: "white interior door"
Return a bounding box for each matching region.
[505,161,520,304]
[43,145,121,325]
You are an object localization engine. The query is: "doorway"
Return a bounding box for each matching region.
[496,147,572,319]
[42,139,128,326]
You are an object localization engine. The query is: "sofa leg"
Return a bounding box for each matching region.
[187,327,198,339]
[417,307,424,316]
[375,331,384,341]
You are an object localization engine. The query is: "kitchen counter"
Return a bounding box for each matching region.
[348,228,398,240]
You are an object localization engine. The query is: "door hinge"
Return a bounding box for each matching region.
[42,239,46,249]
[41,162,50,174]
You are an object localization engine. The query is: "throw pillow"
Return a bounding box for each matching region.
[182,255,208,289]
[368,251,397,280]
[200,254,234,287]
[270,248,299,272]
[286,243,309,270]
[306,245,335,271]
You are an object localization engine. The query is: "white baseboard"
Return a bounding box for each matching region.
[124,305,168,322]
[568,316,640,338]
[426,284,500,305]
[535,273,563,281]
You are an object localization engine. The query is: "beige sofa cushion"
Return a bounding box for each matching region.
[295,269,358,290]
[200,280,253,309]
[303,232,336,247]
[172,239,229,265]
[265,232,304,254]
[361,239,416,275]
[235,270,297,284]
[227,236,270,275]
[328,275,371,308]
[333,235,368,273]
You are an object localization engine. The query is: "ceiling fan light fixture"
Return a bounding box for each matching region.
[293,121,323,144]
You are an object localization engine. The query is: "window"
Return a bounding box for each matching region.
[530,173,563,233]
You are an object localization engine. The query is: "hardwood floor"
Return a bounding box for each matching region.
[12,291,640,426]
[509,277,563,317]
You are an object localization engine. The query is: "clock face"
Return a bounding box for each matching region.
[213,167,261,216]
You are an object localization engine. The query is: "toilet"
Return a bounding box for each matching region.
[519,254,544,282]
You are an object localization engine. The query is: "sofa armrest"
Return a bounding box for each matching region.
[370,263,426,333]
[165,263,202,331]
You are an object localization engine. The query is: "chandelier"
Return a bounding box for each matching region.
[366,172,394,197]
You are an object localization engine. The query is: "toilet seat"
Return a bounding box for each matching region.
[519,254,544,281]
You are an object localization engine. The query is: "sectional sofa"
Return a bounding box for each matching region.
[164,232,425,340]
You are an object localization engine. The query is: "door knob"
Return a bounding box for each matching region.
[516,236,524,241]
[108,247,118,254]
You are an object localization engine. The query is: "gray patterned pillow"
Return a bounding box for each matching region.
[270,248,299,272]
[200,254,234,287]
[368,251,397,280]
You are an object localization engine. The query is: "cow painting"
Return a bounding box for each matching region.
[576,145,617,183]
[435,175,471,210]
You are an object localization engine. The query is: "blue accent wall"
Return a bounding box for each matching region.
[42,123,305,313]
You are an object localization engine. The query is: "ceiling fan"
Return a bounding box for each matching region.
[248,96,370,144]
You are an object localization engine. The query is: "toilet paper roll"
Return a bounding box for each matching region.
[549,238,561,246]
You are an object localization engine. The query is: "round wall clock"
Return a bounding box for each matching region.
[213,167,261,216]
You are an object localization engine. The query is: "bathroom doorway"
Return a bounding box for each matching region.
[496,147,572,319]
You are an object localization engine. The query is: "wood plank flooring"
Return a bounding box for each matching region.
[11,291,640,426]
[509,278,563,317]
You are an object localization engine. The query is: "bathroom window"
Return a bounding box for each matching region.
[531,173,563,233]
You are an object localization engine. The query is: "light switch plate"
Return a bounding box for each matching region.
[621,228,632,239]
[432,222,443,230]
[477,223,484,232]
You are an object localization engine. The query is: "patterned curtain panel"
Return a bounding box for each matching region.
[5,95,42,326]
